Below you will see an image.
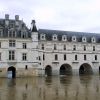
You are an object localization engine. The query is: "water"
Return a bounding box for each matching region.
[0,75,100,100]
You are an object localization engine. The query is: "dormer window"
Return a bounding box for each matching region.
[40,34,46,40]
[10,24,14,28]
[53,34,57,41]
[8,31,16,38]
[91,37,96,43]
[62,35,67,41]
[21,31,27,38]
[82,36,86,42]
[72,36,76,42]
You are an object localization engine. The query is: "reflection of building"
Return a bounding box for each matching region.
[0,14,100,77]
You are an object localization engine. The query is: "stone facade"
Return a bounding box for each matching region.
[0,14,100,77]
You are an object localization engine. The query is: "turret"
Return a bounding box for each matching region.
[31,20,37,32]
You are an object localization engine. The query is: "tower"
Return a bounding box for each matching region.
[31,20,38,75]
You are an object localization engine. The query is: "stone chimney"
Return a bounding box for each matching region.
[5,14,9,26]
[15,15,19,20]
[15,15,19,26]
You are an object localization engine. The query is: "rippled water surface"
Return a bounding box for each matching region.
[0,75,100,100]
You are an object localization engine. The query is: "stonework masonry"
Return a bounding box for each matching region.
[0,14,100,77]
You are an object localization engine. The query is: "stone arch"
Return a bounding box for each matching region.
[45,65,52,76]
[7,66,16,78]
[59,63,72,75]
[79,63,93,75]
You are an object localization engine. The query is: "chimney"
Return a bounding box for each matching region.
[5,14,9,26]
[15,15,19,26]
[15,15,19,20]
[5,14,9,20]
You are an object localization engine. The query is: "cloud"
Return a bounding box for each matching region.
[0,0,100,33]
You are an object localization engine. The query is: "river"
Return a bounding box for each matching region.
[0,75,100,100]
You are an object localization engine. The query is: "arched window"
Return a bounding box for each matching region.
[43,54,45,60]
[95,55,97,60]
[64,54,66,60]
[73,45,76,50]
[41,44,44,50]
[93,46,95,51]
[63,44,66,50]
[55,54,58,60]
[75,55,77,60]
[84,45,86,51]
[39,56,41,60]
[54,44,57,50]
[84,55,86,60]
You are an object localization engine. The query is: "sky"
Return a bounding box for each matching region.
[0,0,100,33]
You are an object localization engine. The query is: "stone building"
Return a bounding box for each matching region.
[0,14,38,77]
[0,14,100,77]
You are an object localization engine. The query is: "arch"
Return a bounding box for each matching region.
[7,67,16,78]
[59,64,72,75]
[79,63,93,75]
[45,65,52,76]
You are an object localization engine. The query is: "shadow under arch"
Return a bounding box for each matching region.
[45,65,52,76]
[7,66,16,78]
[79,63,93,75]
[59,63,72,75]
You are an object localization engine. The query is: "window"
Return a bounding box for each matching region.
[73,45,76,50]
[25,65,28,70]
[22,32,27,38]
[64,54,66,60]
[55,54,58,60]
[63,44,66,50]
[72,36,76,42]
[9,40,16,47]
[23,43,27,49]
[93,46,95,51]
[62,35,67,41]
[95,55,97,60]
[9,51,15,60]
[41,34,45,40]
[84,45,86,51]
[0,53,1,60]
[84,55,86,60]
[75,55,77,60]
[39,56,41,60]
[43,54,45,60]
[10,24,14,28]
[41,44,44,50]
[42,36,44,39]
[22,53,27,60]
[0,42,1,48]
[82,36,86,42]
[53,34,57,41]
[54,44,57,50]
[9,31,15,37]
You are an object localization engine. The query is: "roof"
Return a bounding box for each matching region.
[38,29,100,43]
[0,19,31,38]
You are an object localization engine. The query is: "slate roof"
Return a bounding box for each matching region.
[38,29,100,43]
[0,19,31,38]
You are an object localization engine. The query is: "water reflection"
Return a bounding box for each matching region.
[0,75,100,100]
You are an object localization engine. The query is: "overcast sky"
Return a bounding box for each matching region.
[0,0,100,33]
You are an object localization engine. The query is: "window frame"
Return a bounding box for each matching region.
[9,51,15,60]
[9,40,16,47]
[22,53,27,60]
